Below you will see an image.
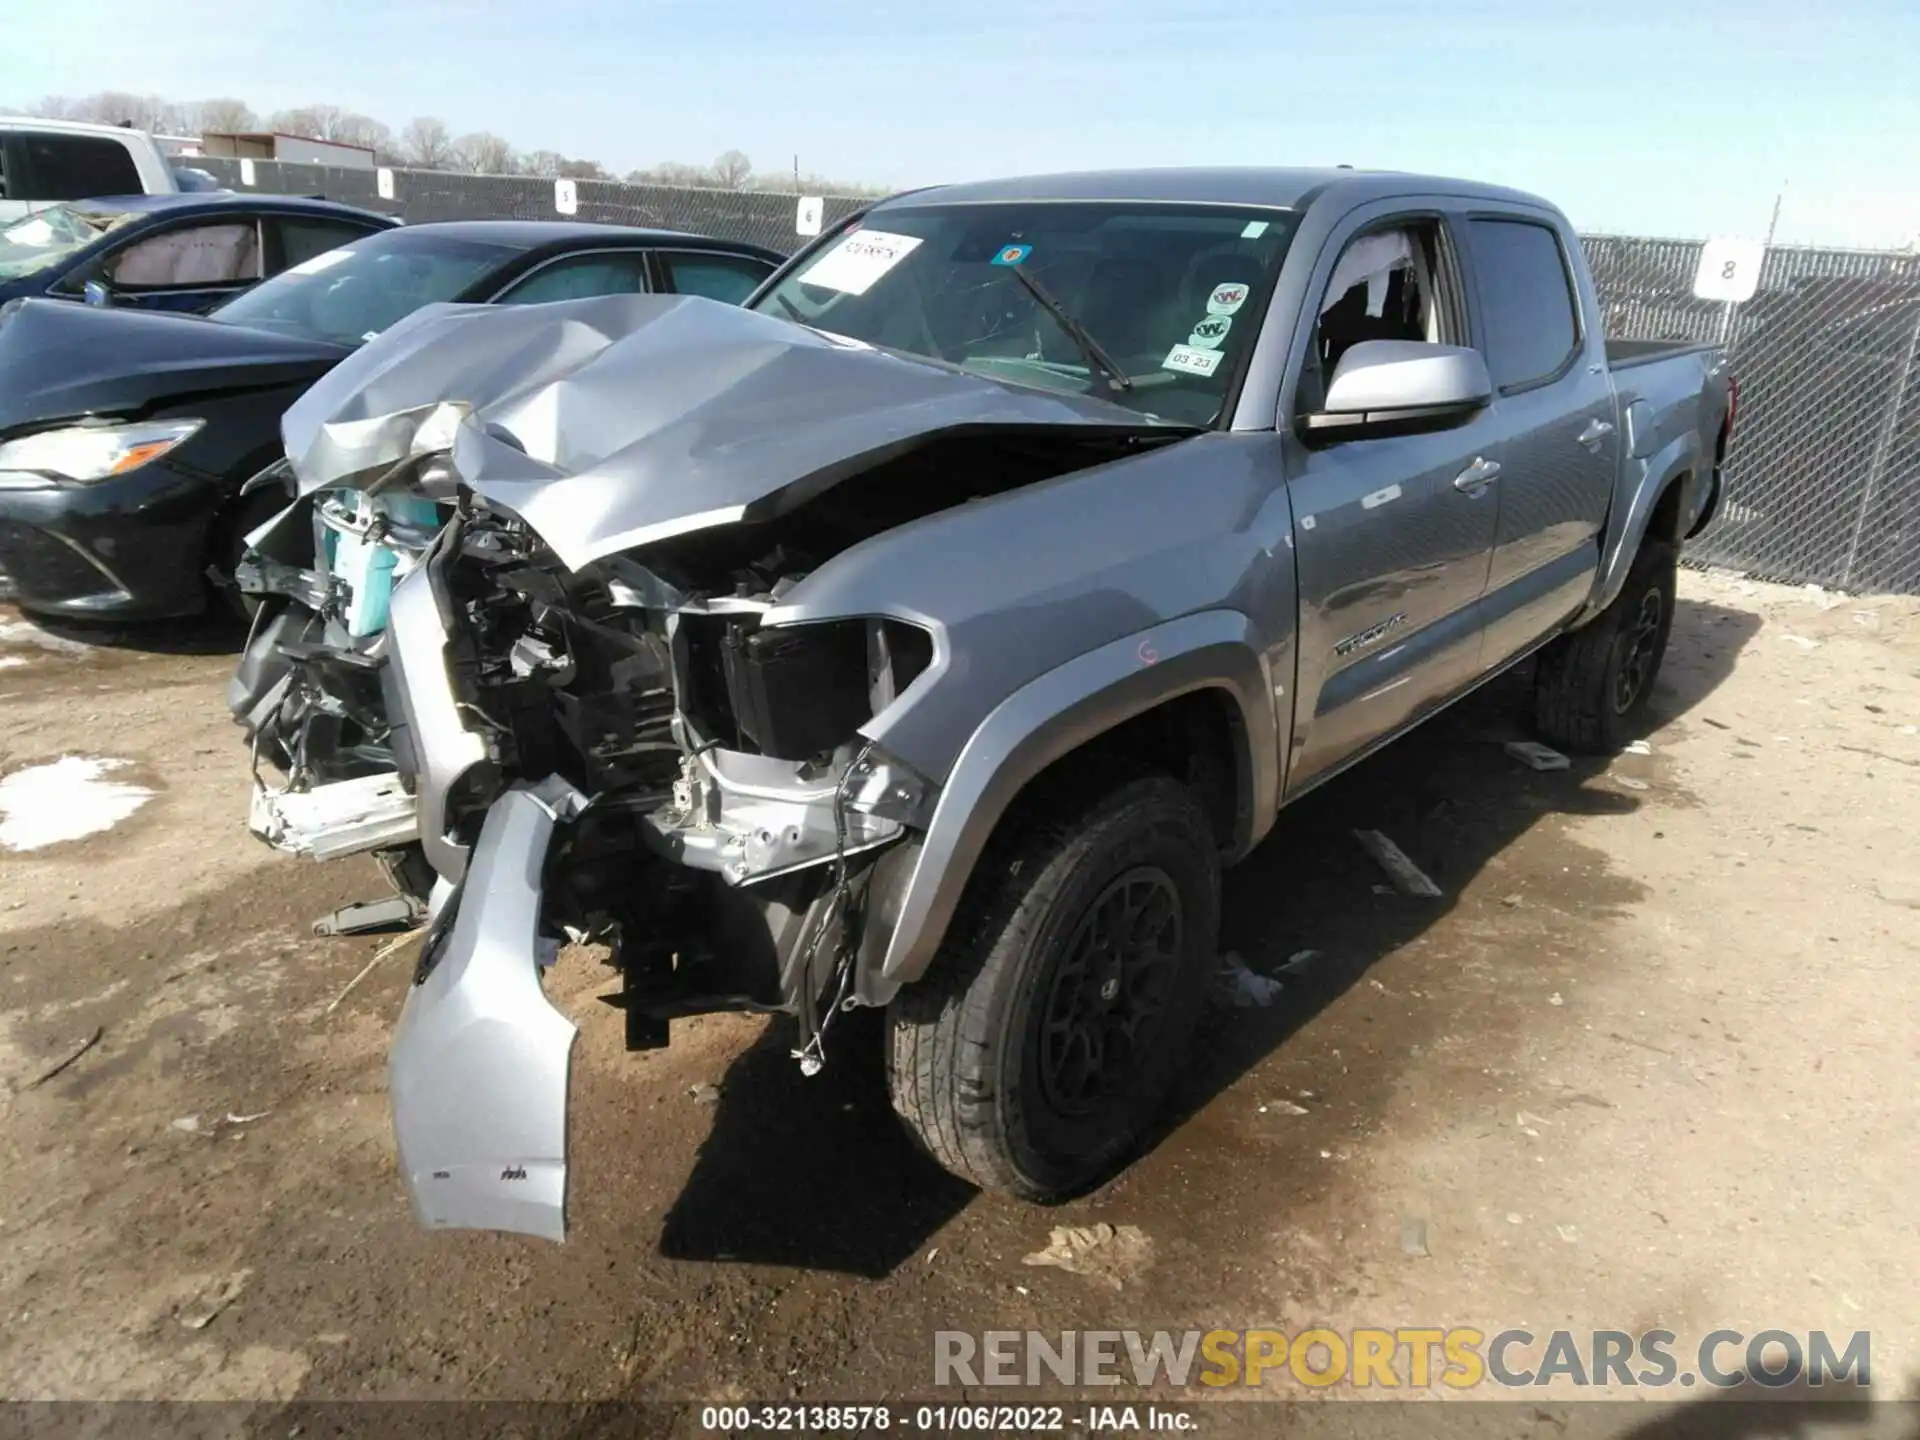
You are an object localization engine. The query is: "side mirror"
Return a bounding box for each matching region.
[82,279,116,308]
[1304,340,1492,439]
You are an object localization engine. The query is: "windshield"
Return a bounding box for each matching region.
[0,204,137,280]
[749,201,1301,425]
[208,229,519,346]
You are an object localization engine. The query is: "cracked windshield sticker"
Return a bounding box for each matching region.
[1188,314,1233,349]
[796,230,923,296]
[1163,343,1224,377]
[1207,282,1251,315]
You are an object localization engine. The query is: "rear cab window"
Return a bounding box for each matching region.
[1466,218,1582,391]
[13,134,143,202]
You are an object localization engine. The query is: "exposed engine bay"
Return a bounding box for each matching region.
[233,417,1171,1060]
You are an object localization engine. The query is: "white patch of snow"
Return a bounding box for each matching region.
[0,756,154,851]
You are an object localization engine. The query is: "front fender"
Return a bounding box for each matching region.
[875,608,1279,991]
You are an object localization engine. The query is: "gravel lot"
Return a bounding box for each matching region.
[1,570,1916,1415]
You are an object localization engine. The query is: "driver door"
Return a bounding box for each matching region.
[1284,209,1503,795]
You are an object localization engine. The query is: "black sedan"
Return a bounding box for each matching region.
[0,193,398,315]
[0,221,785,621]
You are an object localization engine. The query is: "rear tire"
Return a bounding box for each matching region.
[1534,537,1677,754]
[886,776,1220,1199]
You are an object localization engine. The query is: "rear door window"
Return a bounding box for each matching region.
[268,216,385,275]
[660,252,775,304]
[1468,219,1581,390]
[495,251,651,304]
[16,134,143,201]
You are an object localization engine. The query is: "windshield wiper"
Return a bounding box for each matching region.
[1004,265,1133,393]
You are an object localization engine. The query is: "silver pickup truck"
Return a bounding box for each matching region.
[233,167,1735,1241]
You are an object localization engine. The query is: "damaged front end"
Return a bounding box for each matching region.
[382,498,940,1238]
[267,293,1194,1241]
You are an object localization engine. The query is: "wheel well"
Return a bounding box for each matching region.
[1647,471,1689,546]
[204,448,296,575]
[994,688,1247,854]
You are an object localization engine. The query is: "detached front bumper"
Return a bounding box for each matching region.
[249,770,418,861]
[389,776,586,1243]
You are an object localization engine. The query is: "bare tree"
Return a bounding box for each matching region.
[452,132,517,175]
[31,91,181,132]
[14,93,889,194]
[334,114,393,156]
[25,94,85,119]
[711,149,753,189]
[400,116,455,169]
[268,104,343,139]
[181,97,256,135]
[629,161,710,186]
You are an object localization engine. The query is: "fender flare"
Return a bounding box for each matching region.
[1580,434,1702,624]
[873,609,1280,992]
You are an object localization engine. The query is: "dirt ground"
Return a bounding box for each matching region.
[1,569,1916,1420]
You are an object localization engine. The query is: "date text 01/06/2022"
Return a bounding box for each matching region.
[696,1402,1197,1432]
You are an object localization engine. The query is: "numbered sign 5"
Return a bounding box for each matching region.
[1693,237,1764,304]
[554,179,579,216]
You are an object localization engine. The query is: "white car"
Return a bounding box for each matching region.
[0,117,183,222]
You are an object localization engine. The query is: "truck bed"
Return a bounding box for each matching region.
[1606,337,1719,370]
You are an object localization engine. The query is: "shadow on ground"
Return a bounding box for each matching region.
[4,603,251,657]
[657,1005,974,1278]
[658,597,1759,1277]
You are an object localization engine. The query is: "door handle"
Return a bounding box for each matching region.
[1452,457,1502,494]
[1577,418,1615,450]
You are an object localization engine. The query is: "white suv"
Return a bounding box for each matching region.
[0,117,182,221]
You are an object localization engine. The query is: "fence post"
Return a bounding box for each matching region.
[1840,300,1920,591]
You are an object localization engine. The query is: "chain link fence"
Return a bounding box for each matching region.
[198,158,1920,595]
[190,156,867,255]
[1587,235,1920,595]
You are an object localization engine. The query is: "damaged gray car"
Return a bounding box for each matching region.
[231,168,1734,1241]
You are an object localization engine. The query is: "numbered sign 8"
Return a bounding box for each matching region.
[1693,237,1764,304]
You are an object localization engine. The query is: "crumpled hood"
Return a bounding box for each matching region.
[280,292,1187,572]
[0,296,349,434]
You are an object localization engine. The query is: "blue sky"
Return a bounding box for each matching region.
[4,0,1914,247]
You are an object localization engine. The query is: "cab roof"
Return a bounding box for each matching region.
[879,166,1556,215]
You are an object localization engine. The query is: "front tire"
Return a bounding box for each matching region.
[886,776,1220,1199]
[1534,537,1677,754]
